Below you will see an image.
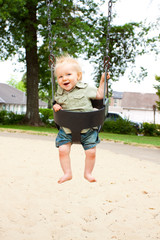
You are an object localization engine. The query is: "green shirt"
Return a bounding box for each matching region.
[55,81,97,133]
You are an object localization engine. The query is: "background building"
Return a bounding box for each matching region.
[0,83,47,114]
[109,91,160,124]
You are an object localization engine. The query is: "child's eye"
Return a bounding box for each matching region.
[67,73,71,76]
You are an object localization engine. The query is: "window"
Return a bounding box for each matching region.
[114,99,117,107]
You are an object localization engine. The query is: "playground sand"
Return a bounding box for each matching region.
[0,132,160,240]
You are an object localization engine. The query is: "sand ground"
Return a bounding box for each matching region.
[0,131,160,240]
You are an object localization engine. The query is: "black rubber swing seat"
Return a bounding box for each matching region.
[53,99,109,143]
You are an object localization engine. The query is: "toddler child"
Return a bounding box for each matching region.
[53,55,109,183]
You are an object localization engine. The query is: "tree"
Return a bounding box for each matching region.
[7,77,26,92]
[38,0,104,107]
[85,18,160,85]
[0,0,104,123]
[154,75,160,111]
[0,0,40,125]
[38,6,160,103]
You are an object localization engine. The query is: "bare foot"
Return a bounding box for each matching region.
[84,173,96,183]
[58,174,72,184]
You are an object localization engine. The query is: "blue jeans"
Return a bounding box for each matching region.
[56,128,100,150]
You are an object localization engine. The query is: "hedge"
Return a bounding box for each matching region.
[101,118,137,135]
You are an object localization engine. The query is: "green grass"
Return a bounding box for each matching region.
[0,124,58,134]
[0,124,160,148]
[100,132,160,147]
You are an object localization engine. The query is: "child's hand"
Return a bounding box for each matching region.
[107,72,110,79]
[53,103,62,112]
[101,72,110,82]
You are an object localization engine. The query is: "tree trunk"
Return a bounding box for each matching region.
[24,0,40,125]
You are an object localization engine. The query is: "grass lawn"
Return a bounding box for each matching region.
[0,124,160,148]
[100,132,160,148]
[0,124,58,135]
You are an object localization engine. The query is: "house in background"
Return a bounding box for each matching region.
[109,91,160,124]
[0,83,47,114]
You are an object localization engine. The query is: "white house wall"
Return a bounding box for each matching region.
[1,104,26,114]
[123,109,160,124]
[0,103,47,114]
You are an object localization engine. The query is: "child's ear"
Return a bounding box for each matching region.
[77,72,82,81]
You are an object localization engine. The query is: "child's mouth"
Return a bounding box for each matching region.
[64,82,70,86]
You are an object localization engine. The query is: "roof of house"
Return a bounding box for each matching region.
[0,97,5,103]
[112,91,123,99]
[122,92,159,109]
[0,83,26,104]
[0,83,47,107]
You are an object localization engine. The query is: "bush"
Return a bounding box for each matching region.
[0,109,56,127]
[39,108,56,127]
[142,122,160,136]
[0,110,24,125]
[7,112,24,124]
[156,124,160,136]
[0,110,7,123]
[102,118,137,134]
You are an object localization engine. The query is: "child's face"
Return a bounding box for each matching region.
[56,63,82,91]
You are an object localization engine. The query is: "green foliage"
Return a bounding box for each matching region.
[0,110,24,124]
[39,108,56,127]
[7,111,25,124]
[7,77,26,92]
[0,0,27,60]
[142,122,160,136]
[0,109,56,127]
[0,110,6,123]
[101,118,136,135]
[88,21,160,84]
[38,0,103,104]
[157,124,160,136]
[154,75,160,111]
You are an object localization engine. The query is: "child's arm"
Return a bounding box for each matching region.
[53,103,62,112]
[96,72,110,99]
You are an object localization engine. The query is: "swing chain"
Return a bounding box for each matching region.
[46,0,55,66]
[104,0,112,70]
[48,54,55,68]
[103,0,112,103]
[46,0,56,103]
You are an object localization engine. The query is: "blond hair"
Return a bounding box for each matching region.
[54,54,82,80]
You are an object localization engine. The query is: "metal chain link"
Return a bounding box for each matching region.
[106,0,112,59]
[46,0,55,103]
[103,0,113,103]
[104,0,112,70]
[46,0,54,57]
